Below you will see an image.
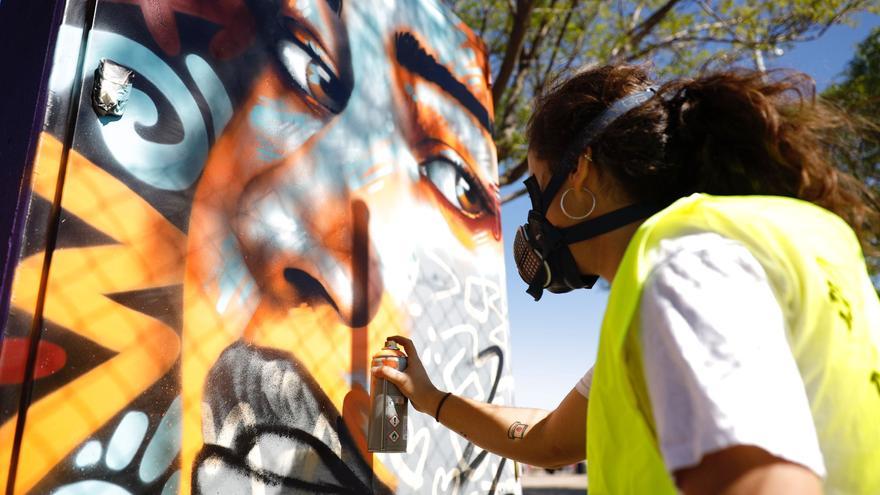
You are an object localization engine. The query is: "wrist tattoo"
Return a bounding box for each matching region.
[507,421,528,440]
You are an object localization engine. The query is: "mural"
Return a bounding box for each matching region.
[0,0,519,494]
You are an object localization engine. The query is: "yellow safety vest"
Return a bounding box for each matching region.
[587,193,880,494]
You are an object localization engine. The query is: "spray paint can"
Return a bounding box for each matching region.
[367,340,408,453]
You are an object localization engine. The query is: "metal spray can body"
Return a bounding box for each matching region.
[367,341,408,453]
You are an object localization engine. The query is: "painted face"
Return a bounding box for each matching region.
[182,0,510,492]
[206,0,500,327]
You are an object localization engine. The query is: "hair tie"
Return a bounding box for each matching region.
[435,392,453,422]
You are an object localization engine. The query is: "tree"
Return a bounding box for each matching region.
[450,0,880,201]
[822,26,880,282]
[823,26,880,196]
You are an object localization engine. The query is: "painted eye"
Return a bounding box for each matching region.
[277,22,349,113]
[421,156,489,218]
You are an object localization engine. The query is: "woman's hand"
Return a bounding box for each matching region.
[371,336,445,415]
[372,336,586,469]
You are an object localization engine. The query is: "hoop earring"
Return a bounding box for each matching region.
[560,187,597,220]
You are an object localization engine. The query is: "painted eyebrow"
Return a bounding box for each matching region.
[394,32,493,134]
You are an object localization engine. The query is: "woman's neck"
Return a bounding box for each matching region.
[592,220,643,283]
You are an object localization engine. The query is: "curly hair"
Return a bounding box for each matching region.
[527,64,879,255]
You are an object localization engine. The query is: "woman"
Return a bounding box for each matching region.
[373,64,880,494]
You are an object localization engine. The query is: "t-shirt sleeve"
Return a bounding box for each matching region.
[574,366,594,398]
[638,233,826,478]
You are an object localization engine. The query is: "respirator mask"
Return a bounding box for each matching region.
[513,87,665,301]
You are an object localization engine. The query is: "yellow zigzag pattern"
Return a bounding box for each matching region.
[0,133,183,494]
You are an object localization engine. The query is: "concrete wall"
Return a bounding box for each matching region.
[0,0,518,493]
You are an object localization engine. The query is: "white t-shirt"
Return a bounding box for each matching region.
[574,232,826,478]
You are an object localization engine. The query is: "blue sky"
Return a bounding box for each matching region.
[504,12,880,411]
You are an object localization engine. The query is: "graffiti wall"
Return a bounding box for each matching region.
[0,0,519,493]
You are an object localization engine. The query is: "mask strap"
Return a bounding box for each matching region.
[526,277,546,301]
[541,174,567,214]
[524,176,543,212]
[561,202,664,244]
[522,172,568,215]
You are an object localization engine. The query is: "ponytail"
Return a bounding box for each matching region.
[527,65,878,255]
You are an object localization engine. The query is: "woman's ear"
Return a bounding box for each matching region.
[571,149,592,189]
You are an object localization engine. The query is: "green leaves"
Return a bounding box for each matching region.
[822,27,880,283]
[452,0,878,196]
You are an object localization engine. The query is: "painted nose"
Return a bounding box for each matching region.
[234,175,383,328]
[277,200,378,327]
